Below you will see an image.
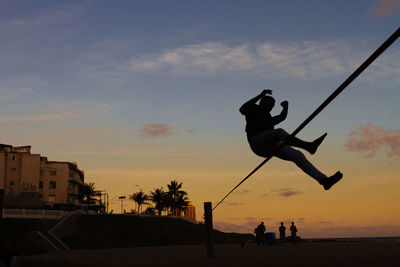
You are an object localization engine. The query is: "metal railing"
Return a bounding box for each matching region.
[2,208,66,219]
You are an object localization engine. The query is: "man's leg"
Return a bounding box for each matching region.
[274,145,327,183]
[274,129,327,155]
[274,145,343,189]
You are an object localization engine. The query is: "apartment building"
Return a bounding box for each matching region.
[0,144,84,208]
[39,157,84,205]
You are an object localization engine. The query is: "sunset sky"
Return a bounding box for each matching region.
[1,0,399,238]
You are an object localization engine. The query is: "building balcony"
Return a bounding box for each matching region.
[68,178,82,185]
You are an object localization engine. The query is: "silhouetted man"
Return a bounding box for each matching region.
[254,222,266,246]
[240,89,343,190]
[0,239,19,267]
[290,222,297,244]
[279,222,286,241]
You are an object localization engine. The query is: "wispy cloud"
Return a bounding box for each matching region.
[214,217,269,233]
[0,3,85,32]
[186,129,195,134]
[271,188,303,197]
[389,109,400,118]
[128,40,364,79]
[214,221,255,233]
[233,189,250,195]
[0,108,105,123]
[370,0,400,17]
[0,76,47,103]
[225,202,244,206]
[129,42,254,76]
[0,87,34,100]
[140,123,174,138]
[345,123,400,158]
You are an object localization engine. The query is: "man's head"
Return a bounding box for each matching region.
[260,95,275,112]
[280,222,284,226]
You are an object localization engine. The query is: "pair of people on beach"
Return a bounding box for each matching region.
[279,222,297,243]
[240,89,342,189]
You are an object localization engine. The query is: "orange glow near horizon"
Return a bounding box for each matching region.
[85,142,400,238]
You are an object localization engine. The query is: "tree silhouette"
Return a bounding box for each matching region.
[130,190,150,215]
[163,190,172,215]
[150,188,166,216]
[167,180,189,216]
[175,193,189,215]
[78,182,100,214]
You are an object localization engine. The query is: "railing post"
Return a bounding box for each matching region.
[204,202,214,258]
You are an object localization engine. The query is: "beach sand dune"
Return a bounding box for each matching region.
[21,242,400,267]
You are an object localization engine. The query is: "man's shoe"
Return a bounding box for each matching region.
[310,133,327,155]
[322,171,343,190]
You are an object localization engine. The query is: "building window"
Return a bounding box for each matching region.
[10,181,14,186]
[39,181,43,189]
[49,181,56,189]
[11,168,16,172]
[12,156,16,160]
[50,170,57,176]
[40,170,44,176]
[48,194,56,202]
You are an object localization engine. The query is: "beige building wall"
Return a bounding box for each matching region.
[6,152,23,194]
[0,145,42,207]
[40,159,67,204]
[0,153,4,190]
[20,153,40,193]
[67,163,84,204]
[0,149,40,195]
[39,158,84,206]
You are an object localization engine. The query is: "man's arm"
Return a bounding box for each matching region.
[272,101,288,125]
[239,89,272,115]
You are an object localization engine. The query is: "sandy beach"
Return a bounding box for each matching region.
[21,242,400,267]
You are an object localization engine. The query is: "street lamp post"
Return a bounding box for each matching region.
[106,193,109,214]
[118,196,126,214]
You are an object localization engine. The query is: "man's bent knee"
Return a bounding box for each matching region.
[275,128,289,140]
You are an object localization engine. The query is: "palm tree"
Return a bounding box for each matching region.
[163,191,172,215]
[78,182,100,213]
[150,188,166,216]
[175,193,189,215]
[130,190,150,215]
[167,180,188,216]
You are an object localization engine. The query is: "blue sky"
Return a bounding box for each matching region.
[1,0,400,236]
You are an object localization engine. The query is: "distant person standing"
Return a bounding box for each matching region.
[254,222,266,246]
[279,222,286,241]
[290,222,298,244]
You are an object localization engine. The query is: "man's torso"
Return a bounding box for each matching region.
[244,104,274,139]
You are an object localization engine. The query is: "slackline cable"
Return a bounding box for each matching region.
[213,27,400,211]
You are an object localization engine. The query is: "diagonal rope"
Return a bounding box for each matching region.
[213,27,400,211]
